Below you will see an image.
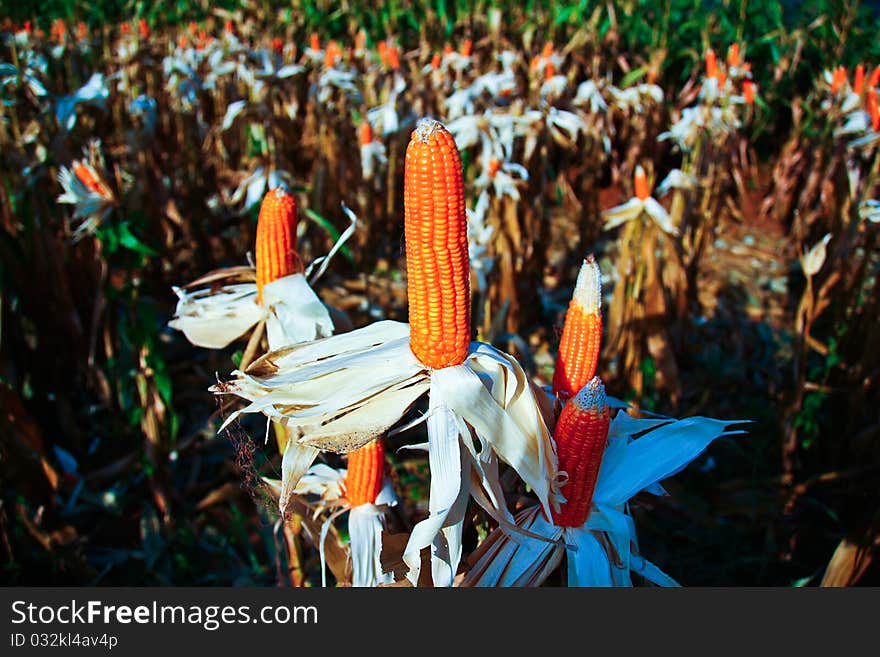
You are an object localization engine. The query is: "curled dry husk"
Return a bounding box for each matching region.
[212,319,560,586]
[169,267,334,350]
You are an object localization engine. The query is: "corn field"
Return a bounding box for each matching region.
[1,1,879,587]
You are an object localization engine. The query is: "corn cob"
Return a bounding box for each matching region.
[346,439,385,507]
[404,119,470,369]
[831,66,847,94]
[552,256,602,400]
[868,89,880,132]
[551,377,611,528]
[743,80,756,105]
[255,187,299,303]
[854,64,865,95]
[726,43,740,68]
[359,121,374,146]
[309,33,320,52]
[73,162,112,198]
[634,165,650,201]
[869,66,880,89]
[705,49,717,79]
[387,46,401,70]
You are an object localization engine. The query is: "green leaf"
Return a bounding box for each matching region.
[304,209,353,262]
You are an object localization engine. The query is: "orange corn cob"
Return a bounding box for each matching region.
[542,41,554,59]
[551,377,611,528]
[869,66,880,89]
[309,33,320,52]
[187,21,197,35]
[388,45,401,70]
[360,121,374,146]
[461,39,473,57]
[224,20,234,34]
[854,64,865,95]
[743,80,756,105]
[726,43,740,68]
[346,439,385,507]
[831,65,847,94]
[177,35,187,49]
[431,53,441,70]
[634,165,650,201]
[273,37,284,55]
[404,119,470,369]
[255,187,300,303]
[552,256,602,400]
[545,62,556,81]
[121,22,130,36]
[705,48,717,79]
[73,162,112,198]
[324,40,337,67]
[77,22,87,39]
[138,18,149,40]
[715,69,727,88]
[868,89,879,132]
[487,158,502,179]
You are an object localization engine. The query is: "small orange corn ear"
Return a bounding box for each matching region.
[359,121,374,146]
[542,41,554,59]
[387,45,401,70]
[726,43,740,68]
[552,256,602,400]
[309,33,320,51]
[545,62,556,80]
[743,80,756,105]
[869,66,880,89]
[73,162,113,198]
[634,165,650,201]
[346,439,385,507]
[868,89,880,132]
[255,187,300,303]
[461,39,473,57]
[404,119,470,370]
[831,65,847,94]
[705,48,717,79]
[854,64,865,95]
[431,53,441,70]
[551,377,611,528]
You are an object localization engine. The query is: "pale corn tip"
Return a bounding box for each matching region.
[571,376,607,413]
[572,255,601,313]
[414,117,443,143]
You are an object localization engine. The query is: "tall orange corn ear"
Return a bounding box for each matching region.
[346,439,385,507]
[387,46,401,70]
[634,165,650,201]
[73,161,114,199]
[831,66,847,94]
[868,89,880,132]
[743,80,756,105]
[705,48,717,79]
[404,119,470,370]
[869,66,880,89]
[359,121,374,146]
[542,41,554,59]
[552,256,602,400]
[551,377,611,528]
[854,64,865,95]
[726,43,740,68]
[255,187,300,303]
